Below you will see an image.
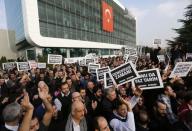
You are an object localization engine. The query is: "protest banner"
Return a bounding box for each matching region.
[65,58,78,64]
[109,62,139,86]
[125,48,137,56]
[154,39,161,44]
[37,63,46,69]
[94,57,99,64]
[17,62,31,71]
[85,59,95,66]
[96,66,110,81]
[104,72,114,89]
[48,54,62,64]
[134,68,163,90]
[123,54,129,61]
[2,62,16,70]
[126,55,138,65]
[28,61,37,69]
[157,55,165,62]
[169,62,192,78]
[88,63,100,74]
[79,59,86,66]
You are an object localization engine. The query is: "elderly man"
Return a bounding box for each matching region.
[94,116,110,131]
[1,93,34,131]
[65,101,87,131]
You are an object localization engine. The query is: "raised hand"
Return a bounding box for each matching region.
[21,92,34,111]
[38,81,49,94]
[133,86,143,97]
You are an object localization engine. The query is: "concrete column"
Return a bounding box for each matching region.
[67,49,70,58]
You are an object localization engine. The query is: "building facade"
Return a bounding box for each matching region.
[4,0,136,58]
[0,29,18,59]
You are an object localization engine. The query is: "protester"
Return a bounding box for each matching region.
[94,116,110,131]
[109,98,135,131]
[65,101,87,131]
[0,52,191,131]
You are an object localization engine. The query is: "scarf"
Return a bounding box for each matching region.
[65,114,87,131]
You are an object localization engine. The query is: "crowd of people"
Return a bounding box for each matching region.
[0,48,192,131]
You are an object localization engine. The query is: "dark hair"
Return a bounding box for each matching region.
[137,110,150,125]
[93,87,101,94]
[93,117,100,130]
[186,111,192,123]
[154,100,166,108]
[60,82,68,88]
[79,88,85,92]
[184,91,192,102]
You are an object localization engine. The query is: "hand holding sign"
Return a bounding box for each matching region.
[133,86,143,97]
[119,96,132,112]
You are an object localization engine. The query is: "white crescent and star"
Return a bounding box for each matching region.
[104,9,112,23]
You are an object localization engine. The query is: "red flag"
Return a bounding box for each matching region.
[102,1,114,32]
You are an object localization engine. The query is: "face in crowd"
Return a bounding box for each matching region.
[117,103,128,118]
[72,92,82,102]
[95,117,110,131]
[30,117,39,131]
[80,89,86,99]
[0,79,5,86]
[165,86,175,97]
[72,101,85,121]
[87,81,94,90]
[61,83,70,95]
[155,101,167,117]
[95,88,103,98]
[107,88,117,102]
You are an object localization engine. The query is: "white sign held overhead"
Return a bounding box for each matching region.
[37,63,46,69]
[96,66,110,81]
[17,62,31,71]
[88,63,101,74]
[157,55,165,62]
[28,61,37,69]
[48,54,62,64]
[154,39,161,44]
[133,68,163,90]
[104,72,114,89]
[169,62,192,78]
[109,62,139,87]
[2,62,16,70]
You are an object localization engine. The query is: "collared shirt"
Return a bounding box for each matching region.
[5,124,19,131]
[110,112,135,131]
[72,119,80,131]
[54,91,70,111]
[158,94,178,124]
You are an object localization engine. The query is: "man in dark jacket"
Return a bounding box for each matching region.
[149,100,174,131]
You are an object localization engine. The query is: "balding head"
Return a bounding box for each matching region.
[94,116,110,131]
[72,92,82,102]
[71,101,85,120]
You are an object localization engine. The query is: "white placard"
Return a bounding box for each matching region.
[37,63,46,69]
[48,54,62,64]
[28,61,37,69]
[96,66,110,81]
[88,63,100,74]
[109,62,139,87]
[2,62,16,70]
[169,62,192,78]
[157,55,165,62]
[134,68,163,90]
[17,62,31,71]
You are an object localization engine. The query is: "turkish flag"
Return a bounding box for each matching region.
[102,1,113,32]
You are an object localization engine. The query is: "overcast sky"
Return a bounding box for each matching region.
[0,0,191,47]
[119,0,191,47]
